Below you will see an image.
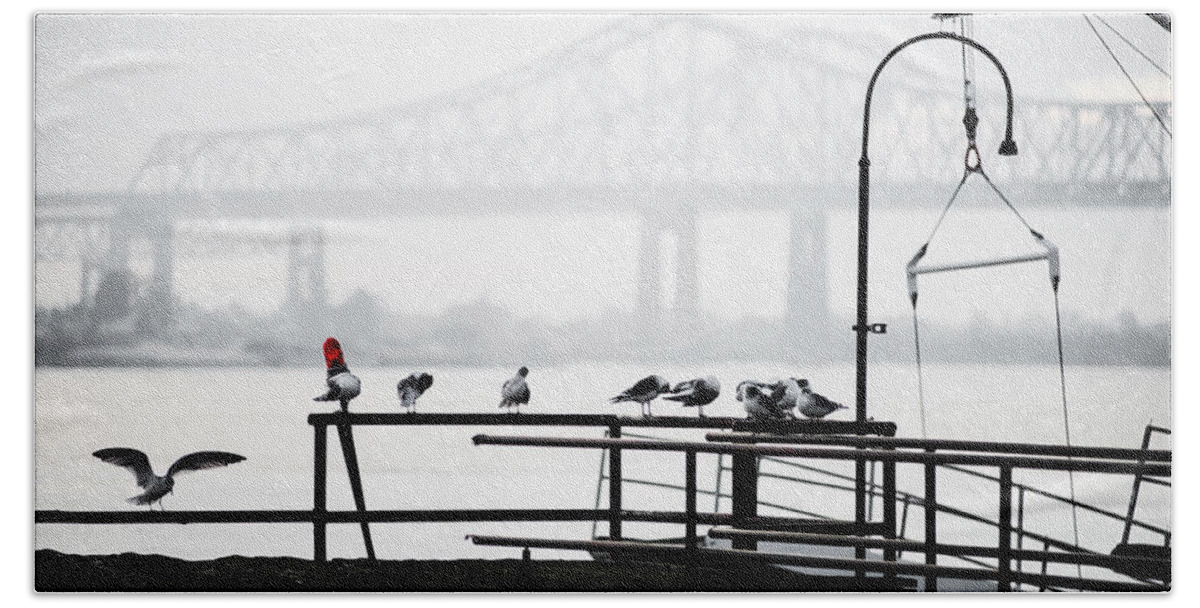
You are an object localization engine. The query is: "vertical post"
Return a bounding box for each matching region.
[731,453,759,551]
[608,424,622,540]
[313,423,327,562]
[685,450,697,553]
[924,454,937,592]
[336,421,376,560]
[998,465,1013,592]
[853,155,871,577]
[867,460,876,520]
[855,457,867,572]
[882,459,897,581]
[1121,425,1154,544]
[1016,486,1026,575]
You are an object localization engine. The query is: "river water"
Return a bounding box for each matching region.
[35,362,1170,577]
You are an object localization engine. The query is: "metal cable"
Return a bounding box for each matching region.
[1094,15,1170,78]
[912,307,928,439]
[1053,286,1083,580]
[1083,15,1172,137]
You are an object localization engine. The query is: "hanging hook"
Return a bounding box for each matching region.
[964,144,982,172]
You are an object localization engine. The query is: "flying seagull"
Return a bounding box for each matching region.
[611,375,671,417]
[313,337,361,412]
[93,448,245,510]
[737,380,794,421]
[796,379,849,419]
[499,366,531,413]
[397,372,434,413]
[662,376,721,418]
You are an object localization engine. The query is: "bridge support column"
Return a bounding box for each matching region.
[285,227,328,321]
[636,215,664,323]
[785,206,829,355]
[673,206,700,324]
[637,207,700,327]
[142,222,175,331]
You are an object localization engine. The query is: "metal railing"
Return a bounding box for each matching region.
[472,432,1170,591]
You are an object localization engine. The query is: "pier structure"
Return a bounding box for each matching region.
[36,412,1171,592]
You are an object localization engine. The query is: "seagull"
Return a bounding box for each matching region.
[397,372,434,413]
[93,448,246,510]
[796,379,849,419]
[737,380,793,421]
[499,366,530,413]
[313,337,361,412]
[767,377,804,419]
[662,376,721,418]
[610,375,671,417]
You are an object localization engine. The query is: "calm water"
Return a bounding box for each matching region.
[35,362,1170,571]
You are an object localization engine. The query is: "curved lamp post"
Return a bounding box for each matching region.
[853,32,1018,425]
[850,34,1018,574]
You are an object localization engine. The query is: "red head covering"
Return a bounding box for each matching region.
[323,337,347,372]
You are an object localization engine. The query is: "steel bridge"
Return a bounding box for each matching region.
[34,16,1171,332]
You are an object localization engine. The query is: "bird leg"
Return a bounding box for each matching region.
[698,405,706,418]
[340,399,349,413]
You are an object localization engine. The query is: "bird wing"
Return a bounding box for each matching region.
[622,375,659,398]
[166,451,246,479]
[93,448,155,488]
[417,373,434,392]
[314,375,341,401]
[813,393,846,411]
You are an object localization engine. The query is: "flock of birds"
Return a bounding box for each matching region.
[316,337,848,421]
[93,337,848,509]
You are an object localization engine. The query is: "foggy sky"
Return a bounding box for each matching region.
[33,13,1172,326]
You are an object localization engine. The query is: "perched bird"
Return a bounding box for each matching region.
[737,380,793,421]
[796,379,849,419]
[767,377,804,419]
[313,337,361,412]
[662,376,721,418]
[397,372,434,413]
[611,375,671,417]
[93,448,245,510]
[499,367,531,413]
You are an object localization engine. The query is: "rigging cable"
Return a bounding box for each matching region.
[1094,15,1170,78]
[1083,14,1172,138]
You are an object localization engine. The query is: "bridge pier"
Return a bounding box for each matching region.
[785,206,830,355]
[285,227,328,320]
[142,222,175,331]
[636,206,700,327]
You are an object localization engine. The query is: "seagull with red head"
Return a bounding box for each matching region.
[314,337,361,412]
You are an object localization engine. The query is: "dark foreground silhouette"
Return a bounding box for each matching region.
[36,549,910,592]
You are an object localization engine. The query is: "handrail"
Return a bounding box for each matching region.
[706,529,1168,571]
[466,535,1163,592]
[707,432,1172,462]
[472,434,1171,476]
[307,412,897,435]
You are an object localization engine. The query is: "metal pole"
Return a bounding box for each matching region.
[336,422,376,560]
[883,459,897,582]
[685,450,697,553]
[730,453,758,551]
[313,423,327,562]
[608,424,622,540]
[1122,425,1154,544]
[1016,486,1026,575]
[998,465,1014,591]
[924,454,937,592]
